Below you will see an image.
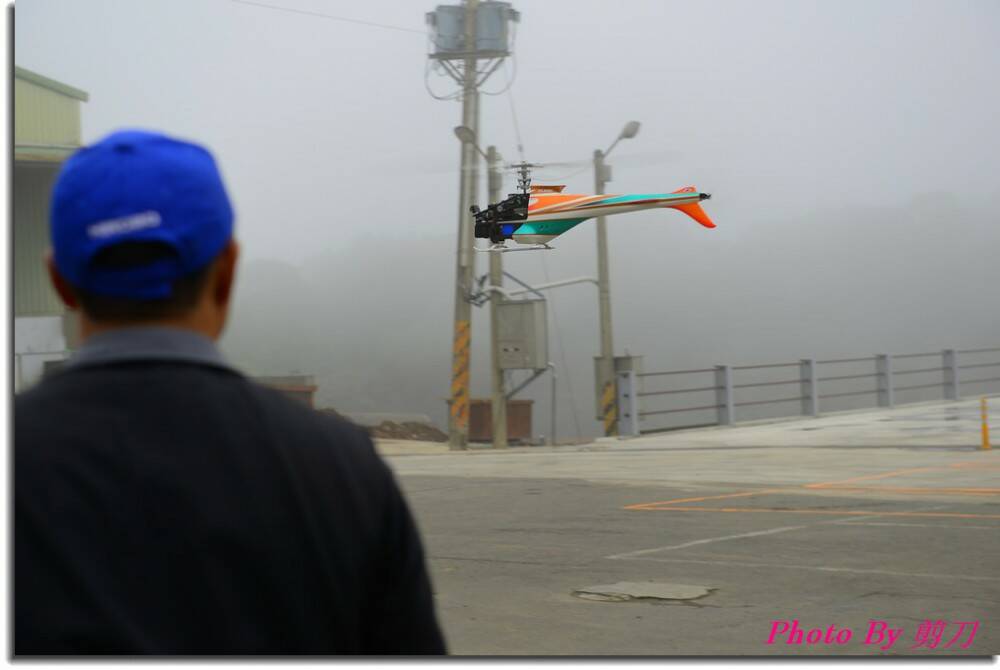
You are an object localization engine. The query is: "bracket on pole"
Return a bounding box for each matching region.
[468,272,598,306]
[505,367,549,400]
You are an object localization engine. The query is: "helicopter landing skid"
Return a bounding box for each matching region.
[474,243,554,253]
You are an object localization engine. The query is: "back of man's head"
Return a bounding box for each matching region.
[48,129,237,332]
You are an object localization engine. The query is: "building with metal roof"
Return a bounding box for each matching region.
[14,66,89,390]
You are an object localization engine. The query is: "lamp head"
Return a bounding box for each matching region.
[454,126,476,144]
[620,121,641,140]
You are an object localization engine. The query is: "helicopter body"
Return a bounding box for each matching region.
[473,181,715,251]
[516,186,713,245]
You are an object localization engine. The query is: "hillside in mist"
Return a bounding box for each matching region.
[221,190,1000,438]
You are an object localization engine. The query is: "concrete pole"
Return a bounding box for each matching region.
[594,148,617,436]
[715,365,735,425]
[876,354,894,408]
[943,349,960,400]
[448,0,480,451]
[800,358,818,417]
[549,362,557,446]
[487,145,508,449]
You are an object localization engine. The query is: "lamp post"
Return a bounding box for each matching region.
[455,126,507,449]
[594,120,640,437]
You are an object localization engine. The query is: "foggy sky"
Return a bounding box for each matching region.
[16,0,1000,437]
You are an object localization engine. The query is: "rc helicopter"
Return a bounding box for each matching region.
[471,162,715,252]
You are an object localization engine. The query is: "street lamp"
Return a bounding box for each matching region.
[593,120,640,437]
[454,125,489,159]
[603,120,641,158]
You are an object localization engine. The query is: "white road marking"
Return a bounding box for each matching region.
[606,525,808,560]
[612,556,1000,582]
[605,508,943,562]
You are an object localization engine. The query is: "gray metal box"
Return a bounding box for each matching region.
[426,5,464,53]
[594,354,644,417]
[497,299,548,370]
[426,2,515,56]
[615,354,644,375]
[475,1,513,53]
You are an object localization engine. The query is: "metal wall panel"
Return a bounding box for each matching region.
[14,78,82,147]
[14,165,63,316]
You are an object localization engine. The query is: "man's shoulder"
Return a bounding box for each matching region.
[241,380,371,444]
[16,362,382,479]
[17,362,370,446]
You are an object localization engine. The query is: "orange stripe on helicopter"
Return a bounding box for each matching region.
[527,193,604,214]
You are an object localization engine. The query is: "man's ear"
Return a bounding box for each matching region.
[212,239,239,307]
[45,250,79,310]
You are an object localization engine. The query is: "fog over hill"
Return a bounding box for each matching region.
[222,191,1000,437]
[16,0,1000,437]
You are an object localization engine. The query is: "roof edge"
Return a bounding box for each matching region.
[14,66,89,102]
[14,145,76,163]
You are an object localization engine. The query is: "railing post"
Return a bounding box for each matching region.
[876,354,894,408]
[715,365,735,425]
[616,371,640,437]
[943,349,960,400]
[800,358,818,417]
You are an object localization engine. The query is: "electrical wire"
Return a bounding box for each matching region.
[231,0,427,34]
[478,21,518,96]
[424,61,463,101]
[503,61,526,162]
[478,57,515,95]
[536,164,591,183]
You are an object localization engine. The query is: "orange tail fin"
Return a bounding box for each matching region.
[668,186,715,228]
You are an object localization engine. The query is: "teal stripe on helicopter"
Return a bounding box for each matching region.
[576,193,694,207]
[513,218,588,236]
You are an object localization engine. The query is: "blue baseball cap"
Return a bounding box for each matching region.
[50,129,234,300]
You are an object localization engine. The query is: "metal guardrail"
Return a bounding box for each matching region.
[616,347,1000,436]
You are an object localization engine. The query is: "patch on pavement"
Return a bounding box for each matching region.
[573,581,714,602]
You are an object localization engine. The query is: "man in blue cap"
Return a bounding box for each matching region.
[15,129,446,655]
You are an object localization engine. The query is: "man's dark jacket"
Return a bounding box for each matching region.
[15,352,446,655]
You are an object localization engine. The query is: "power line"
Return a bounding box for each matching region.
[231,0,426,35]
[503,62,525,162]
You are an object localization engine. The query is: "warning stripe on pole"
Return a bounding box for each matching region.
[982,396,992,451]
[451,320,471,430]
[601,380,617,436]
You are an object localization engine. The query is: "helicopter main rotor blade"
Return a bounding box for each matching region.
[528,149,682,170]
[380,148,683,178]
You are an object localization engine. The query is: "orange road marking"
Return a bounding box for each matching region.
[624,460,1000,512]
[805,466,942,489]
[630,506,1000,520]
[624,488,788,510]
[807,486,1000,496]
[950,462,1000,469]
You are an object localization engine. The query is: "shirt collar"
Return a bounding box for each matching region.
[64,326,234,372]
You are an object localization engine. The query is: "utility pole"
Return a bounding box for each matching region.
[593,121,641,437]
[487,145,508,449]
[448,0,480,450]
[427,0,518,450]
[593,148,617,437]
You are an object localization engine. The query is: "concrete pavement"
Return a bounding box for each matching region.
[381,399,999,656]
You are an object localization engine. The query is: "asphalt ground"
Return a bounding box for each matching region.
[383,400,1000,656]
